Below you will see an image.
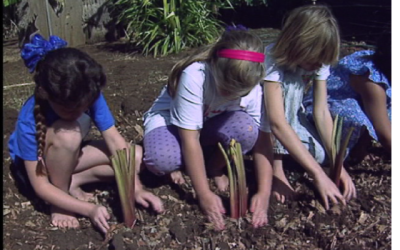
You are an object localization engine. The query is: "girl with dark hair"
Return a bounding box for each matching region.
[8,34,164,234]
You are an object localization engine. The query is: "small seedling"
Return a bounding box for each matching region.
[218,139,247,219]
[330,115,354,187]
[110,145,137,228]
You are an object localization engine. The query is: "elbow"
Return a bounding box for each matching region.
[269,119,284,137]
[31,182,49,201]
[270,123,280,136]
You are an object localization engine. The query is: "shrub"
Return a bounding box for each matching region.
[113,0,226,57]
[226,0,267,7]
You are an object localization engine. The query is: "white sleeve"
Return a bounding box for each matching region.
[170,64,205,130]
[242,84,271,133]
[315,64,330,80]
[263,45,284,83]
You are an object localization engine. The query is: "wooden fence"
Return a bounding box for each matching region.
[26,0,115,47]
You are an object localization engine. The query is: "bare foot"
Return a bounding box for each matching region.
[51,206,80,229]
[214,174,229,192]
[169,170,186,185]
[135,189,164,213]
[69,186,94,202]
[208,167,229,192]
[272,165,295,203]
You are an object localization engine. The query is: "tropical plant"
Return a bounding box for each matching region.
[329,115,354,187]
[225,0,268,7]
[110,145,137,228]
[112,0,225,56]
[218,139,247,219]
[3,0,20,7]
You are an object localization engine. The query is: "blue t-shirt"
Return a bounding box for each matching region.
[8,93,115,162]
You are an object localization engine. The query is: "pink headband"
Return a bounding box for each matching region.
[217,49,265,63]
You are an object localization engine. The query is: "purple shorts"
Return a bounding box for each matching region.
[143,111,258,175]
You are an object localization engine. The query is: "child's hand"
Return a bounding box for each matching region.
[250,192,269,228]
[313,172,346,210]
[88,205,110,234]
[198,191,226,230]
[135,189,164,213]
[340,168,357,201]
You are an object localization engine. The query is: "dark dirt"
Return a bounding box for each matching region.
[3,29,391,250]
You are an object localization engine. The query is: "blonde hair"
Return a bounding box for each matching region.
[271,5,340,71]
[168,30,265,99]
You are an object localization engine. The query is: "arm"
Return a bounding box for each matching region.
[312,79,356,200]
[178,128,226,230]
[102,125,164,213]
[350,74,391,151]
[250,130,274,228]
[312,79,334,155]
[101,125,130,155]
[252,130,274,197]
[178,128,210,195]
[263,80,345,208]
[263,81,326,178]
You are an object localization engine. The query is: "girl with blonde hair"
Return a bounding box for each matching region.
[262,5,356,209]
[143,27,274,230]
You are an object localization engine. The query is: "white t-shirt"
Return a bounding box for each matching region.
[263,44,330,83]
[144,62,270,134]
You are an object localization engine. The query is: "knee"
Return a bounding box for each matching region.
[143,149,180,176]
[224,112,259,153]
[48,120,83,153]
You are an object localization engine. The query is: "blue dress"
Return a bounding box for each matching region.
[303,50,391,150]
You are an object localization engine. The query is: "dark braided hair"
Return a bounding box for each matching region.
[33,48,106,175]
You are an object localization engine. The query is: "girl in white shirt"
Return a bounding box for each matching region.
[143,28,274,230]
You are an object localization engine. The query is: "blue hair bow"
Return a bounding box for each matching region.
[21,34,68,73]
[225,24,248,32]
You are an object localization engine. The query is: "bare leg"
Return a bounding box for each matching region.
[349,130,378,162]
[272,154,295,203]
[70,141,164,213]
[206,148,229,192]
[70,164,114,201]
[69,140,114,201]
[45,120,84,229]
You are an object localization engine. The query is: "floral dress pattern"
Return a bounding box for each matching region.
[303,50,392,150]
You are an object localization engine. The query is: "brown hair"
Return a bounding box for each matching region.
[271,4,340,71]
[167,29,265,99]
[31,48,106,175]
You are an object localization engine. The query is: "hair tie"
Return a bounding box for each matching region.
[38,156,46,167]
[218,49,265,63]
[21,34,68,73]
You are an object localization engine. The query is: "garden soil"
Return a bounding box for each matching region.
[3,29,391,250]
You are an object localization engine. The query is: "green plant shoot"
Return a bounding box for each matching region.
[218,139,248,219]
[110,144,137,228]
[330,115,355,187]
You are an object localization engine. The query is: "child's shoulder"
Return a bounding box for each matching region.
[182,62,207,82]
[183,61,206,73]
[16,96,36,123]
